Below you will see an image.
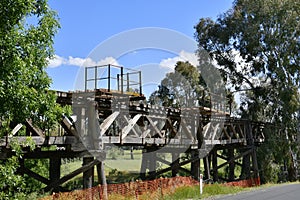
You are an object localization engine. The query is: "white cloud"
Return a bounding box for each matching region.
[68,56,87,67]
[48,55,67,68]
[159,50,199,70]
[96,56,119,66]
[159,57,182,69]
[47,55,119,68]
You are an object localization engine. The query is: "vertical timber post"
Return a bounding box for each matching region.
[212,148,218,182]
[191,150,200,180]
[83,157,94,189]
[140,148,157,179]
[50,157,61,191]
[97,162,108,200]
[140,149,147,180]
[148,151,156,179]
[228,148,235,181]
[203,155,211,180]
[252,146,259,180]
[172,152,179,177]
[241,149,251,179]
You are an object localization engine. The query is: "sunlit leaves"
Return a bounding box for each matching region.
[0,0,60,197]
[195,0,300,182]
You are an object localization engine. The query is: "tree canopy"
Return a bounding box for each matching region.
[0,0,62,197]
[195,0,300,181]
[149,61,208,108]
[0,0,61,130]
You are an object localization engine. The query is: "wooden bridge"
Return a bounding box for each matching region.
[0,65,268,192]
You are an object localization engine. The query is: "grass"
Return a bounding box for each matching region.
[162,183,251,200]
[59,149,236,188]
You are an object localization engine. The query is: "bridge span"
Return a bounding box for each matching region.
[0,65,268,192]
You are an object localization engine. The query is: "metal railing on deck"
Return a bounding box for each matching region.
[85,64,142,96]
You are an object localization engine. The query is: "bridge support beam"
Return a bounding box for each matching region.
[149,151,156,178]
[252,146,259,179]
[97,162,108,200]
[228,148,235,181]
[172,152,179,177]
[241,149,251,179]
[203,155,211,180]
[212,148,218,182]
[50,157,61,192]
[191,150,200,180]
[83,157,94,189]
[140,148,157,180]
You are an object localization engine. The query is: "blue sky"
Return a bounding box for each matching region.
[46,0,234,93]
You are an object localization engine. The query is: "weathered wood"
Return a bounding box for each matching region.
[83,157,94,189]
[97,162,108,200]
[11,124,23,136]
[25,120,45,137]
[23,150,86,159]
[100,111,119,137]
[147,155,200,180]
[61,116,77,136]
[0,136,78,146]
[172,152,179,177]
[191,150,200,180]
[217,153,243,167]
[50,157,61,191]
[203,156,211,180]
[216,149,252,170]
[44,159,100,192]
[228,148,235,181]
[121,114,142,140]
[212,148,218,182]
[22,167,50,185]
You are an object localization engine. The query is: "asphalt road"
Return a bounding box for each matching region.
[212,183,300,200]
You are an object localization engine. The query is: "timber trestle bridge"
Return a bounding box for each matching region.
[0,65,267,192]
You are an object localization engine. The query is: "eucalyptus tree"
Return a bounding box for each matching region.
[195,0,300,181]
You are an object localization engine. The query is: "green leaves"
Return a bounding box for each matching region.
[0,0,62,197]
[0,0,60,127]
[195,0,300,182]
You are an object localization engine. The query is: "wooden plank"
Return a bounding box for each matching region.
[121,114,142,140]
[99,111,119,136]
[61,116,77,136]
[124,115,142,137]
[25,120,45,137]
[147,156,199,179]
[0,136,78,146]
[203,122,211,138]
[211,123,220,140]
[230,124,238,139]
[216,149,252,170]
[181,118,194,139]
[22,167,50,185]
[145,116,163,138]
[23,150,87,159]
[222,126,231,140]
[11,124,23,136]
[44,159,101,192]
[165,118,177,138]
